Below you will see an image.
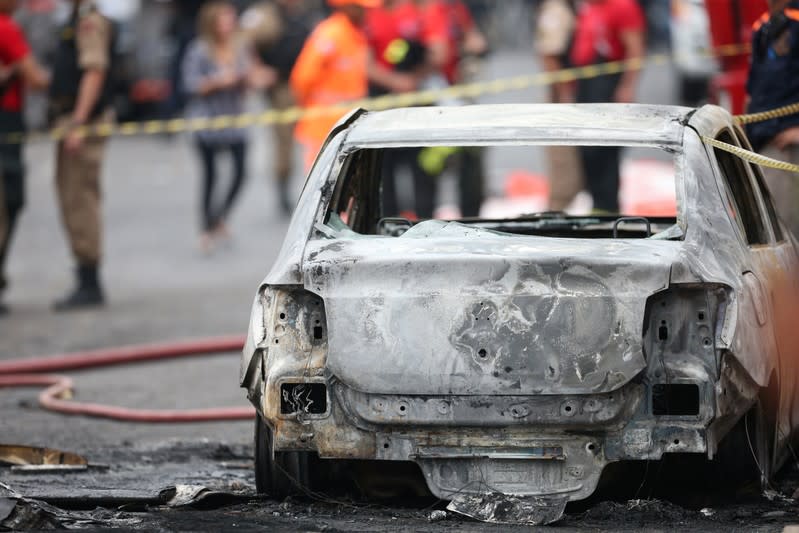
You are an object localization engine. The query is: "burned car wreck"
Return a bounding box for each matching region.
[241,104,799,524]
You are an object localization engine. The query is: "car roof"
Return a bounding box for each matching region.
[342,103,701,149]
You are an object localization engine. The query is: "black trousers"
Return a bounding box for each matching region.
[0,111,25,293]
[576,72,623,212]
[381,147,436,219]
[457,147,485,218]
[195,139,247,231]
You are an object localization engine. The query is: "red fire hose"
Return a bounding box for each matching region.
[0,336,256,422]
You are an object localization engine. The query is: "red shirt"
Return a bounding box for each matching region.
[570,0,645,67]
[0,14,30,112]
[366,1,448,70]
[422,0,476,84]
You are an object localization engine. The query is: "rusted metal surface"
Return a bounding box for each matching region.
[0,445,87,467]
[241,103,799,524]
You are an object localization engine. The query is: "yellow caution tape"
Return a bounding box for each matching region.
[734,101,799,125]
[3,44,753,144]
[7,41,799,175]
[702,136,799,173]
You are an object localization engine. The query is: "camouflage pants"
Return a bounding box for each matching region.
[268,82,296,185]
[55,113,110,266]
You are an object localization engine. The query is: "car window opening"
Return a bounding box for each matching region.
[324,146,682,240]
[713,130,770,246]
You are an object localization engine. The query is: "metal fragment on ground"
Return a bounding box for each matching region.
[427,510,448,522]
[446,492,568,525]
[9,464,90,474]
[0,444,87,466]
[159,485,250,509]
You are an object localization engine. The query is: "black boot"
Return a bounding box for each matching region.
[53,265,105,311]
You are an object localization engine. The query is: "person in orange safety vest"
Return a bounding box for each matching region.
[290,0,394,170]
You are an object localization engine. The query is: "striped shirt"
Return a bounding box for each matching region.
[182,39,250,144]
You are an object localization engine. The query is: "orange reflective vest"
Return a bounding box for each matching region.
[290,12,370,149]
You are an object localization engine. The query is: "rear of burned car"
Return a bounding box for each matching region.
[240,105,760,520]
[243,242,733,508]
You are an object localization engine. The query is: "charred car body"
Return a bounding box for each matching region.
[241,104,799,523]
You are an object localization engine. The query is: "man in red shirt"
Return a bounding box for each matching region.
[366,0,449,86]
[422,0,486,85]
[0,0,48,314]
[418,0,487,218]
[365,0,449,218]
[570,0,645,212]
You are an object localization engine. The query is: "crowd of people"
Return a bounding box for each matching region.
[1,0,797,318]
[0,0,492,314]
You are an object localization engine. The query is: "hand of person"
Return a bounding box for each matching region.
[554,81,575,104]
[390,73,418,94]
[216,69,240,90]
[248,64,278,90]
[773,127,799,150]
[64,128,84,152]
[462,29,488,57]
[613,82,636,104]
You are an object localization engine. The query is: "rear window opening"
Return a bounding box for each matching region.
[324,145,681,240]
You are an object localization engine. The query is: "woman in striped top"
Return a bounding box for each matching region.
[182,1,256,253]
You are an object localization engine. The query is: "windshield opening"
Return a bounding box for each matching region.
[323,145,681,240]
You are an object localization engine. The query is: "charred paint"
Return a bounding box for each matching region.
[241,104,799,524]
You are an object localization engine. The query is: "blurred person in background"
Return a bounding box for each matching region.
[164,0,204,118]
[291,0,411,172]
[366,0,449,99]
[638,0,669,50]
[0,0,49,315]
[49,0,115,310]
[183,1,259,253]
[427,0,485,89]
[366,0,448,218]
[241,0,311,216]
[746,0,799,238]
[570,0,645,212]
[535,0,584,211]
[423,0,487,217]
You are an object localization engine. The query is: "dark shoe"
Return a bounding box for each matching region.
[53,265,106,312]
[0,301,8,316]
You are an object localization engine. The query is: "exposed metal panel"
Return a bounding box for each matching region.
[343,104,691,148]
[304,226,680,396]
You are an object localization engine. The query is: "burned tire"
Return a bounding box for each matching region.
[715,396,774,489]
[254,414,314,497]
